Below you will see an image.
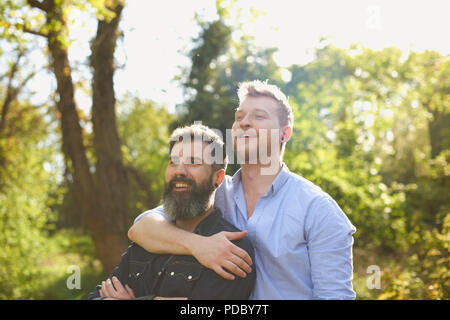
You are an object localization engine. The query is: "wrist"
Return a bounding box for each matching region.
[183,232,204,256]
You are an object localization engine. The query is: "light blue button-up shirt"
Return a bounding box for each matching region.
[135,163,357,300]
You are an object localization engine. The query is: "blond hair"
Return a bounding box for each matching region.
[237,80,294,129]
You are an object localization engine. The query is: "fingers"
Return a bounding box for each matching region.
[227,253,251,276]
[223,231,253,266]
[223,230,248,241]
[212,265,235,281]
[125,284,136,299]
[111,277,126,295]
[230,245,253,270]
[103,278,116,297]
[101,281,108,297]
[222,260,247,279]
[100,277,134,300]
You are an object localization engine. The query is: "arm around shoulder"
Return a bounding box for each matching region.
[128,208,200,255]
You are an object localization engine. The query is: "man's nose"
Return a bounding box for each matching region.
[239,114,251,129]
[174,160,188,175]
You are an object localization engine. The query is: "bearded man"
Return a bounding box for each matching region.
[88,124,255,300]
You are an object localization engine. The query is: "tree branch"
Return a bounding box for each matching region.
[0,48,38,135]
[0,49,23,134]
[26,0,53,12]
[125,165,156,208]
[22,26,49,38]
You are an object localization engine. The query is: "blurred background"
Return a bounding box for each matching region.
[0,0,448,299]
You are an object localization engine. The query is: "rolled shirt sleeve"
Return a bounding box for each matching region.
[305,196,357,300]
[133,205,168,224]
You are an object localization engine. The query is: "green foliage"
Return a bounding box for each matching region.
[280,44,449,299]
[35,229,105,300]
[117,95,174,218]
[0,98,56,299]
[0,0,448,300]
[171,4,449,299]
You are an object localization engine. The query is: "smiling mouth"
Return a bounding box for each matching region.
[172,182,191,192]
[238,134,256,140]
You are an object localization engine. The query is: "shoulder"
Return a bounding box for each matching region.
[286,170,326,199]
[282,166,355,233]
[278,169,331,214]
[133,205,170,224]
[216,174,234,194]
[305,194,356,235]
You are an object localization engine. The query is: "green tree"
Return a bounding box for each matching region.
[1,0,132,272]
[175,2,283,173]
[117,95,174,217]
[0,46,58,299]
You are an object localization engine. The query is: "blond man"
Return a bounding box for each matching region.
[129,80,356,299]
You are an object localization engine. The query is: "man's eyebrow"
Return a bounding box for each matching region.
[254,108,269,114]
[235,108,269,114]
[188,155,203,162]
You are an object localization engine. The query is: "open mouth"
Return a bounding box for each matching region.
[171,182,191,192]
[238,134,256,141]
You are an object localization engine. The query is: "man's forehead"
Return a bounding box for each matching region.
[237,96,279,113]
[170,141,213,160]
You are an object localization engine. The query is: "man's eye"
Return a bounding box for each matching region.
[190,158,203,164]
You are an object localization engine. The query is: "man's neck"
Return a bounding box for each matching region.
[240,160,282,196]
[175,206,215,233]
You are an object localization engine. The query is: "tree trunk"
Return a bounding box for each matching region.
[47,29,100,257]
[428,111,450,159]
[27,0,130,273]
[90,1,130,272]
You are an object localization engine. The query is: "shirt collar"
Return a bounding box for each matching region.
[192,208,222,236]
[269,162,290,195]
[231,162,290,197]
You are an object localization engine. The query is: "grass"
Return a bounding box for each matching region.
[32,229,107,300]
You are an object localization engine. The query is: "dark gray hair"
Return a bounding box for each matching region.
[169,124,228,172]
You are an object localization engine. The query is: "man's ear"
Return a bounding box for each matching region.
[213,169,226,188]
[281,125,292,143]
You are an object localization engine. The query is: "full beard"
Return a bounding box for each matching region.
[162,176,215,221]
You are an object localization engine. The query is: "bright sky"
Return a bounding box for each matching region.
[27,0,450,112]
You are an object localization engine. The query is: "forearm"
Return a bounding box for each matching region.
[309,239,356,299]
[128,213,201,255]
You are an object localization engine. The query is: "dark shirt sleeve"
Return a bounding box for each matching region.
[187,240,256,300]
[87,246,132,300]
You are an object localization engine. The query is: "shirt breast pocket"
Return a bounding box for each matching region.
[128,260,150,296]
[157,260,204,297]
